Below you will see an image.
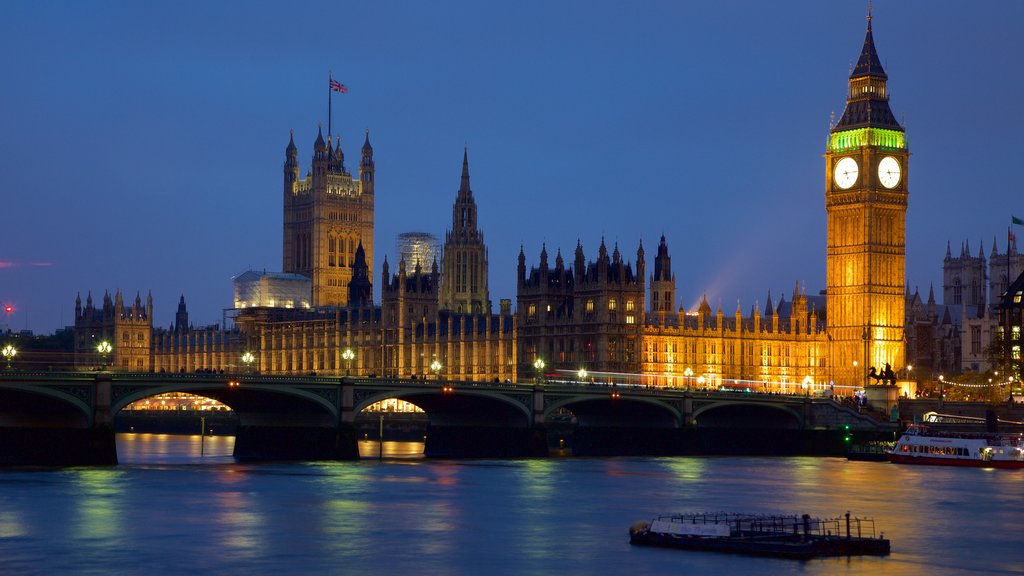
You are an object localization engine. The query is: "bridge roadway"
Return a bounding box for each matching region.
[0,371,894,465]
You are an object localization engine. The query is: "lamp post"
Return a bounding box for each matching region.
[683,367,693,391]
[696,375,706,390]
[1,345,15,369]
[342,348,355,376]
[430,359,442,382]
[241,351,255,374]
[533,358,545,385]
[938,374,945,409]
[802,375,813,398]
[577,367,588,384]
[97,340,112,370]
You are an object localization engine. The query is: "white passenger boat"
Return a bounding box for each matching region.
[889,424,1024,468]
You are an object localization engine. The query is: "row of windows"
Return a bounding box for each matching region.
[528,298,636,317]
[899,444,968,457]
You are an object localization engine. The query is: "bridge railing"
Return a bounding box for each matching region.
[0,370,844,404]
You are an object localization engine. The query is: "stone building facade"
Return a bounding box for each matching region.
[824,14,907,387]
[282,128,375,307]
[75,15,917,395]
[73,291,153,371]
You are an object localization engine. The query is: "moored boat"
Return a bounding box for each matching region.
[629,512,890,559]
[889,424,1024,468]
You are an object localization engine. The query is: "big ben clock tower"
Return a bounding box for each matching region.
[826,11,907,388]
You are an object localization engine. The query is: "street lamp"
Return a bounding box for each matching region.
[938,374,945,408]
[2,345,15,369]
[241,351,255,373]
[97,340,112,369]
[430,359,442,382]
[696,375,706,390]
[342,348,355,376]
[577,367,588,384]
[802,375,813,397]
[683,367,693,391]
[533,358,545,385]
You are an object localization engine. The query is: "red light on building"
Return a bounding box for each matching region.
[3,306,12,314]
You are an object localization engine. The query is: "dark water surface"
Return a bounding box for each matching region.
[0,434,1022,575]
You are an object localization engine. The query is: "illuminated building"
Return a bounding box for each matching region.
[439,150,490,314]
[75,14,915,394]
[825,12,907,387]
[995,270,1024,383]
[232,271,312,309]
[283,128,375,307]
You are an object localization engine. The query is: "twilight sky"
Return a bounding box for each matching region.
[2,1,1022,334]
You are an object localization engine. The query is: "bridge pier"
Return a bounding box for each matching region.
[572,427,691,457]
[233,423,359,461]
[424,425,547,458]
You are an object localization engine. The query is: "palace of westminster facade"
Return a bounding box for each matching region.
[73,17,1020,391]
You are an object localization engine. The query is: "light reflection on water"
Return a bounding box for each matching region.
[0,435,1020,575]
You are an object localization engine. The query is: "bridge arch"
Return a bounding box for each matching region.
[356,388,532,427]
[545,395,683,427]
[692,400,803,429]
[0,382,93,425]
[112,383,338,419]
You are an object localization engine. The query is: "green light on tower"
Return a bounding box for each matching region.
[829,127,905,152]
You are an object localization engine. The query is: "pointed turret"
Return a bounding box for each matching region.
[359,129,375,194]
[852,10,886,79]
[832,10,901,131]
[284,130,299,186]
[348,241,372,308]
[175,295,188,333]
[517,245,526,285]
[459,147,472,199]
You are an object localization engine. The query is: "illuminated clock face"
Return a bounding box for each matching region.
[878,156,901,188]
[833,157,859,189]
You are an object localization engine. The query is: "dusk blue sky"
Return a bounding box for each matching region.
[2,1,1022,334]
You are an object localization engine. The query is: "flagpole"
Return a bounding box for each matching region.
[328,72,333,143]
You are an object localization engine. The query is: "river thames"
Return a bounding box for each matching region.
[0,434,1021,575]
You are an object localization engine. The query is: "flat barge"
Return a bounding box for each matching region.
[629,512,890,559]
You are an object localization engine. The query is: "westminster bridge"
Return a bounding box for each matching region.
[0,371,901,465]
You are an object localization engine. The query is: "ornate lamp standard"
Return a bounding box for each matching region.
[696,375,706,390]
[430,359,442,382]
[342,348,355,376]
[241,351,255,374]
[533,358,545,385]
[802,375,813,397]
[577,367,588,384]
[97,340,112,370]
[938,374,945,409]
[683,367,693,391]
[2,345,15,369]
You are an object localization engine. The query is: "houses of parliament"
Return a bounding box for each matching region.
[75,17,926,393]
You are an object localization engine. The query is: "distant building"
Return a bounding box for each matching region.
[439,150,490,315]
[913,234,1024,374]
[73,290,152,371]
[232,271,311,309]
[994,270,1023,384]
[396,232,439,274]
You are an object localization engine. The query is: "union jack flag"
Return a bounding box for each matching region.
[329,79,348,93]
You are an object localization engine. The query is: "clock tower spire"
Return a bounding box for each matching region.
[825,11,908,389]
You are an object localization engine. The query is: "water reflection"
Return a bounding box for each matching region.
[70,468,126,541]
[4,435,1021,575]
[357,440,425,459]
